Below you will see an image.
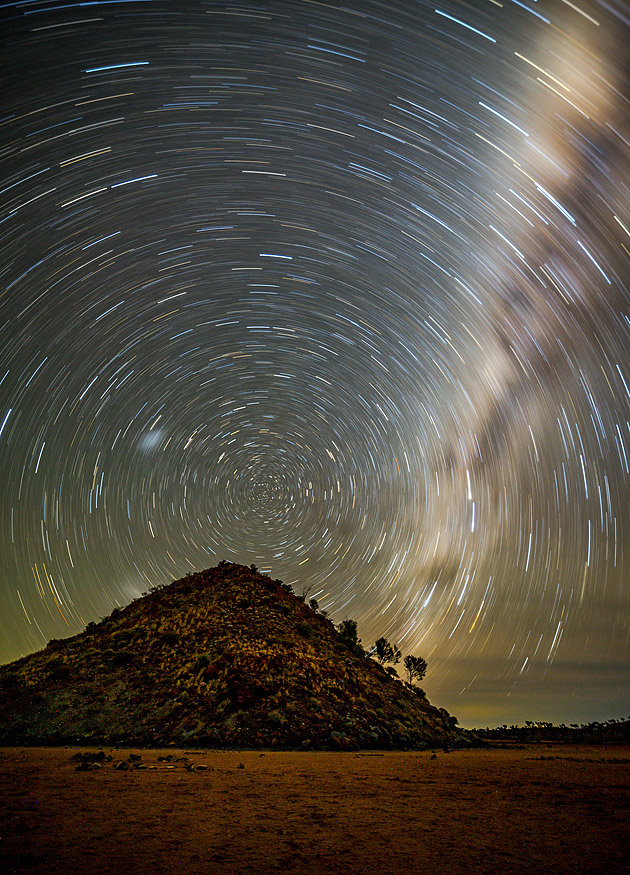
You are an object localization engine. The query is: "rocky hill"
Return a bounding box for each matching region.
[0,563,472,749]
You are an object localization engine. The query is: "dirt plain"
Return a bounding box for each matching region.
[0,744,628,874]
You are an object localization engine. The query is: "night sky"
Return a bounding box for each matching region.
[1,0,629,728]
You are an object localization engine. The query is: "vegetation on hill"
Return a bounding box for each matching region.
[0,562,473,750]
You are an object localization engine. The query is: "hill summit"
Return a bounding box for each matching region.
[0,563,471,749]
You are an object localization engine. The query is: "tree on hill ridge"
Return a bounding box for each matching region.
[337,619,363,654]
[372,636,402,667]
[404,654,427,686]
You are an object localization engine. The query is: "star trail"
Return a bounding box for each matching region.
[1,0,629,726]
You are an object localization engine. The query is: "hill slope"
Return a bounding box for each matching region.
[0,563,471,749]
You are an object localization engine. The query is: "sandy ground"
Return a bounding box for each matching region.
[0,744,628,874]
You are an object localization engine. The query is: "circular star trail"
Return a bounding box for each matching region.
[1,0,629,726]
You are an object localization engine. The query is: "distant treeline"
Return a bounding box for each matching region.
[474,718,630,744]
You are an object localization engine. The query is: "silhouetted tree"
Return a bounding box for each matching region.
[298,584,314,604]
[404,654,427,685]
[373,637,401,666]
[337,619,362,653]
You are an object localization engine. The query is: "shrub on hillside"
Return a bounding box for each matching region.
[194,653,211,671]
[160,631,179,645]
[111,649,135,667]
[295,621,312,638]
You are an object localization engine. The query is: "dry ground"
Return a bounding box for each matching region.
[0,744,628,874]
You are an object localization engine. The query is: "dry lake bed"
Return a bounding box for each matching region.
[1,744,628,874]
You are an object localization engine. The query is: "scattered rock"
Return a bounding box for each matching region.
[75,760,101,771]
[70,750,109,764]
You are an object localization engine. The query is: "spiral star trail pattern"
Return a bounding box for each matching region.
[1,0,629,726]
